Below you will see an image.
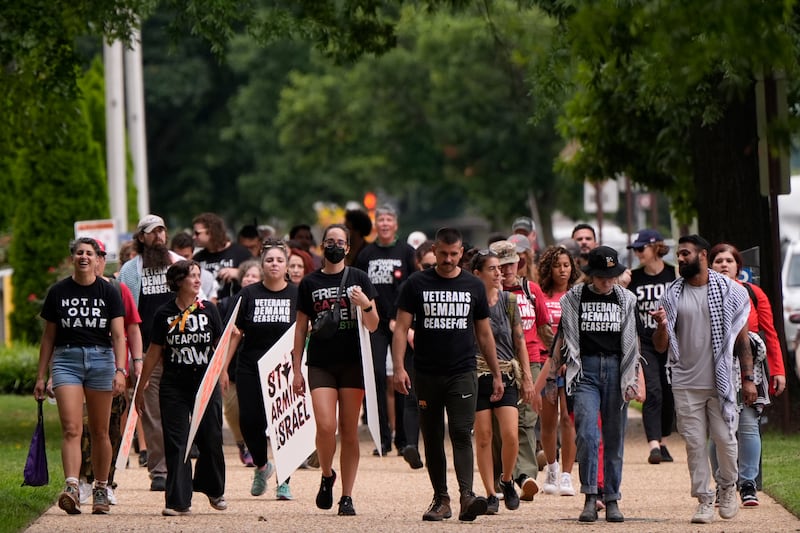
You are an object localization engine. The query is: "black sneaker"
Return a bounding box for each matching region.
[337,495,356,516]
[660,445,674,462]
[648,447,662,464]
[458,492,488,521]
[403,446,424,469]
[740,480,759,507]
[138,449,148,467]
[150,476,166,492]
[486,495,500,515]
[316,470,337,510]
[422,495,452,521]
[500,479,520,510]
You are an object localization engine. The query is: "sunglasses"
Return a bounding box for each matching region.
[632,246,646,253]
[262,239,287,251]
[421,262,436,269]
[477,249,498,257]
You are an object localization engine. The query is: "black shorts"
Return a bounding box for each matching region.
[476,373,518,411]
[308,362,365,390]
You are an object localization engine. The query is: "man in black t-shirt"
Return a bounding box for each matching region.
[192,212,252,298]
[355,204,417,455]
[119,214,184,491]
[392,227,503,523]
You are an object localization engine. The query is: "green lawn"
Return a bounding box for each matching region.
[0,395,63,533]
[762,431,800,517]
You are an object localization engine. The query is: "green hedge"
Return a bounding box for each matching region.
[0,343,39,394]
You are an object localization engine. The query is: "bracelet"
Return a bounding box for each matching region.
[115,367,128,377]
[363,305,373,313]
[133,358,143,363]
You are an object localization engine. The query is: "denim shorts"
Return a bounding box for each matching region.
[51,345,116,391]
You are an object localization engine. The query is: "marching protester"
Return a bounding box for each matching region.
[292,224,379,516]
[135,260,226,516]
[552,246,642,523]
[708,242,786,507]
[34,237,127,515]
[226,241,297,500]
[535,244,581,497]
[652,235,757,524]
[392,227,503,523]
[470,249,535,514]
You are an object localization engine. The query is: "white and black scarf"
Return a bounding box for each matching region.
[560,283,640,404]
[660,269,750,434]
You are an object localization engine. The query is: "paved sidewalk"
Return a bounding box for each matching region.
[26,410,799,532]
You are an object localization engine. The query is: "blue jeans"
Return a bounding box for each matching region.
[573,354,627,501]
[709,404,760,485]
[51,345,115,391]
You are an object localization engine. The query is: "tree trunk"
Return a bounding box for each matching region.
[690,84,794,430]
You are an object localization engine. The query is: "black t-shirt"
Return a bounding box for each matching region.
[628,264,676,348]
[578,285,622,356]
[234,283,298,376]
[137,264,174,349]
[395,268,490,376]
[150,299,223,377]
[355,241,417,325]
[40,277,125,347]
[194,243,253,298]
[297,268,377,367]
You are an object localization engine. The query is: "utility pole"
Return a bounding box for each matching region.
[104,40,127,235]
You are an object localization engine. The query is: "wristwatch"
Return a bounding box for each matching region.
[743,374,755,382]
[115,367,128,378]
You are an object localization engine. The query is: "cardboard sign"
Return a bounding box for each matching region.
[184,299,240,462]
[357,307,383,455]
[116,374,141,471]
[258,324,315,484]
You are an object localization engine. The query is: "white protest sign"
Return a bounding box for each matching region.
[185,299,240,462]
[357,306,382,455]
[258,323,315,484]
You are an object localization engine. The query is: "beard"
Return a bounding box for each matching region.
[679,257,702,279]
[141,242,172,269]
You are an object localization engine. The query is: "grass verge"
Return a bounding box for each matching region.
[0,395,63,533]
[762,431,800,517]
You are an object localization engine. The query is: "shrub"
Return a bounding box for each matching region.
[0,343,40,394]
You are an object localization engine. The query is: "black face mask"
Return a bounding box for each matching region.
[324,245,346,264]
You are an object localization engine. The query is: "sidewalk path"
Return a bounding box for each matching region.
[26,410,799,532]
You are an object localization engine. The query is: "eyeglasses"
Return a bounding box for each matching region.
[323,239,348,248]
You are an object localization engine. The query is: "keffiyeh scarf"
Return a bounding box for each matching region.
[660,269,750,434]
[560,283,640,404]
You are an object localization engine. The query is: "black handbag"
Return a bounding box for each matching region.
[311,267,349,340]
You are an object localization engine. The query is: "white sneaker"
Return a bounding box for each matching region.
[691,502,715,524]
[543,463,559,495]
[106,486,117,505]
[559,472,575,496]
[718,485,739,519]
[78,480,92,504]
